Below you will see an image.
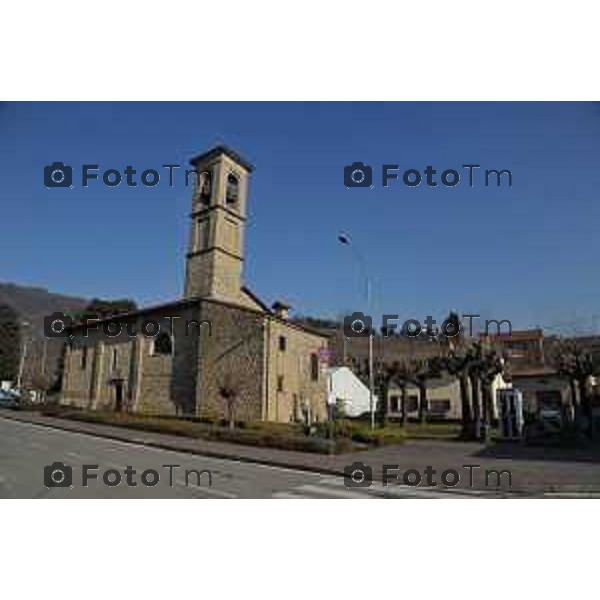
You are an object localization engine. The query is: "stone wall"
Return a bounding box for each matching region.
[196,300,265,421]
[61,302,201,415]
[62,298,329,425]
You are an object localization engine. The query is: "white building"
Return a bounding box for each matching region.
[325,366,378,418]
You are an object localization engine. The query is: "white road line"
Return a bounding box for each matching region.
[174,481,237,498]
[544,492,600,498]
[271,492,311,499]
[65,451,84,460]
[29,442,49,451]
[369,484,478,499]
[293,484,375,499]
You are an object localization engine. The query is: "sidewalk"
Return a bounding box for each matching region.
[2,408,600,494]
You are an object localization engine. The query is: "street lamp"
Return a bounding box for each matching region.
[16,321,30,391]
[338,232,376,430]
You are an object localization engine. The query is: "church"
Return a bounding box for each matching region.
[61,146,329,423]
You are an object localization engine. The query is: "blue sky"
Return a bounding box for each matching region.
[1,102,599,332]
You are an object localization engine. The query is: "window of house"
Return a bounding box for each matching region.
[277,375,284,392]
[226,173,239,205]
[279,336,286,351]
[406,395,419,412]
[81,347,87,370]
[152,332,173,356]
[389,395,400,413]
[111,347,118,371]
[429,399,451,415]
[310,353,319,381]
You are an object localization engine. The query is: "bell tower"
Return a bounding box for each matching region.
[184,146,253,302]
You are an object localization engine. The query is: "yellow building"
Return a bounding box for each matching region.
[62,146,328,423]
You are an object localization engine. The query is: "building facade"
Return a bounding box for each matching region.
[325,366,379,418]
[62,146,328,423]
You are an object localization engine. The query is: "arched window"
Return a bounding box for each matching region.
[198,170,212,206]
[152,332,173,356]
[226,173,239,205]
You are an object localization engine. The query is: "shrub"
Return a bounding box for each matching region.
[42,409,357,454]
[312,419,405,446]
[196,406,221,424]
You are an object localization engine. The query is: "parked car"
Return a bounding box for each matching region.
[0,389,21,409]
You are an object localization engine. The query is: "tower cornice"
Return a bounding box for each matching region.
[189,145,254,172]
[190,204,247,222]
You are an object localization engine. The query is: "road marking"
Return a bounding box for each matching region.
[293,483,375,499]
[65,451,84,460]
[271,492,312,499]
[174,481,237,498]
[369,483,486,499]
[29,442,49,451]
[543,492,600,498]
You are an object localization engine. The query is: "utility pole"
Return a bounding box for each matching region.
[17,338,29,390]
[338,232,376,430]
[16,321,30,390]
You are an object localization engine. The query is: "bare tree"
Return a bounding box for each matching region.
[549,338,600,437]
[219,372,242,430]
[444,350,474,439]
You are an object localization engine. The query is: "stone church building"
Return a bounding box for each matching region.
[62,146,328,423]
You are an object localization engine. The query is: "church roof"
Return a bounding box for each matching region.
[65,290,328,339]
[189,145,254,172]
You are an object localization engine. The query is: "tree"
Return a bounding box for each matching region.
[30,372,54,403]
[477,348,505,441]
[411,357,444,423]
[440,311,463,350]
[444,350,474,439]
[78,298,138,321]
[550,339,600,437]
[372,359,402,426]
[219,372,242,430]
[0,304,20,382]
[373,356,445,424]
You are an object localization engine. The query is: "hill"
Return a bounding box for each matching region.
[0,282,90,386]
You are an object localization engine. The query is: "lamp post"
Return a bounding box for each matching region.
[338,232,375,430]
[16,321,30,391]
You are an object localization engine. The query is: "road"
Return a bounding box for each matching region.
[0,416,499,499]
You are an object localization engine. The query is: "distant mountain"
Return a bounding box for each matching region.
[0,283,90,386]
[0,282,89,339]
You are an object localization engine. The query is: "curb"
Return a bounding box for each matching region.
[0,411,346,479]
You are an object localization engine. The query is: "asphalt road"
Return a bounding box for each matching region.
[0,416,498,499]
